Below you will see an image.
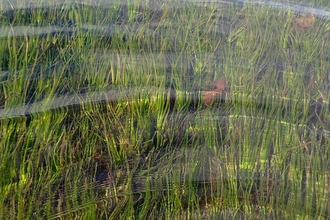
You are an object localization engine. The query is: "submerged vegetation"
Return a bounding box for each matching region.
[0,0,330,218]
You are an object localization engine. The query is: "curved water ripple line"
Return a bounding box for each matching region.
[0,87,171,119]
[1,0,329,17]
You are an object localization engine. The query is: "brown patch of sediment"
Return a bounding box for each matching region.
[202,78,227,106]
[214,78,227,92]
[291,13,315,32]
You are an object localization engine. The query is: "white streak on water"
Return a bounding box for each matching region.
[0,0,329,19]
[0,90,120,119]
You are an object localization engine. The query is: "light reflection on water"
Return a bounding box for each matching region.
[0,0,329,16]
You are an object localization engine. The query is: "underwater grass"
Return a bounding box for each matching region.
[0,0,330,219]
